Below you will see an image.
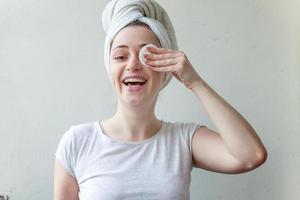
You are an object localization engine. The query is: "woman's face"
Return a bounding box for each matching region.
[109,24,165,107]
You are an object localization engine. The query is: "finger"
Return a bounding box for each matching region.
[144,52,178,61]
[146,46,177,54]
[145,58,177,67]
[148,65,173,72]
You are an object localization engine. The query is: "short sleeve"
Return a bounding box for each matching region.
[55,126,77,178]
[180,122,206,164]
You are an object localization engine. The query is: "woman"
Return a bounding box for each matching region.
[53,0,267,199]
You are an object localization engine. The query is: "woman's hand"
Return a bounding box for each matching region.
[144,46,204,90]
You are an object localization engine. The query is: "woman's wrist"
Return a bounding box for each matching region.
[190,77,207,93]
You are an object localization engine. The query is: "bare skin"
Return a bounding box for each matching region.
[53,24,268,199]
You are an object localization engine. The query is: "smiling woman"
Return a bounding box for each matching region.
[109,23,165,106]
[53,0,268,199]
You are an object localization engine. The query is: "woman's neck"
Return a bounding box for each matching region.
[103,102,162,141]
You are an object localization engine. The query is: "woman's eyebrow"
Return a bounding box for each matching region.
[112,45,128,51]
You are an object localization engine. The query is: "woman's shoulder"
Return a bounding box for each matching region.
[63,120,98,141]
[163,120,203,130]
[71,120,96,132]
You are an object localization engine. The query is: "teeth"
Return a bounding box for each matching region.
[123,77,146,83]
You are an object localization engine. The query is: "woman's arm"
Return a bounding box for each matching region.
[53,159,79,200]
[144,46,268,173]
[190,79,267,173]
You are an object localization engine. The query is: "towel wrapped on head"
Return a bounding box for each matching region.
[101,0,178,90]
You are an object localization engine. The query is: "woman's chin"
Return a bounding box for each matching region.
[124,93,146,103]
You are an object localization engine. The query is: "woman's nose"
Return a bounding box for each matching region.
[126,56,143,71]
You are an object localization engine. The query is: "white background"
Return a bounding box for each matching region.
[0,0,299,199]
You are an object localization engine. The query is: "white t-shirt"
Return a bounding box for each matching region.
[55,120,205,200]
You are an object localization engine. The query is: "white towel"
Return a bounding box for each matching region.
[101,0,178,90]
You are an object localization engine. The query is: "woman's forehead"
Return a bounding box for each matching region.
[111,25,161,49]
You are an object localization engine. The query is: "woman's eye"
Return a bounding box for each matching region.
[114,56,126,60]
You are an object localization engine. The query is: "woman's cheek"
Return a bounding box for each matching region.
[108,65,117,86]
[109,67,122,88]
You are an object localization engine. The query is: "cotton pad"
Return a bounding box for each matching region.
[139,44,158,67]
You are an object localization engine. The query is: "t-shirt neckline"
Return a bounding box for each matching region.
[95,120,166,145]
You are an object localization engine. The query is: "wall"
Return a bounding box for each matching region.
[0,0,299,199]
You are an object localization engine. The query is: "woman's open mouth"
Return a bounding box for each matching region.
[123,81,147,92]
[122,77,147,92]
